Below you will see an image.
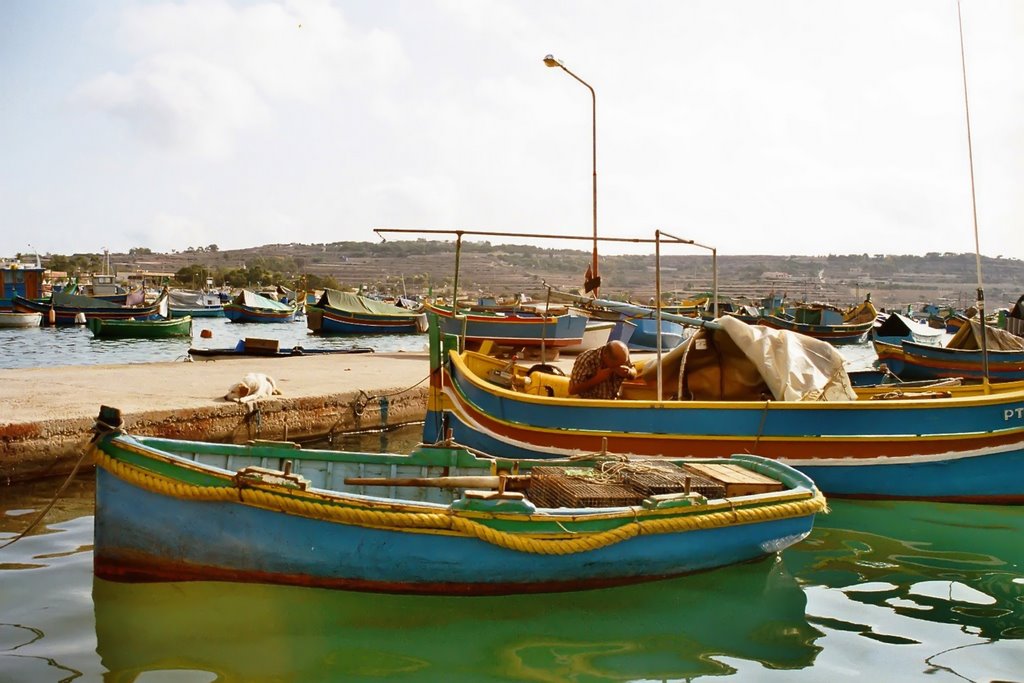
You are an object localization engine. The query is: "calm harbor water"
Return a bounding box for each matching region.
[2,430,1022,682]
[0,316,429,370]
[3,328,1021,680]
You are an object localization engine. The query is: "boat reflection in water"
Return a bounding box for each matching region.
[93,557,821,681]
[785,499,1024,678]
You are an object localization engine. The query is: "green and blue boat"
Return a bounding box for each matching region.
[88,315,192,339]
[91,407,825,595]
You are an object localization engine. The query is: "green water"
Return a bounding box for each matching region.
[2,428,1022,681]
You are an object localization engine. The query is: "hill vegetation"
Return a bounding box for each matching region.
[23,241,1024,312]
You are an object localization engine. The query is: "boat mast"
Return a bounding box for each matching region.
[956,0,989,388]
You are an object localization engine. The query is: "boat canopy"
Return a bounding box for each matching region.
[51,291,127,309]
[316,289,419,317]
[948,320,1024,351]
[874,312,942,339]
[168,289,219,308]
[232,290,295,312]
[640,315,857,402]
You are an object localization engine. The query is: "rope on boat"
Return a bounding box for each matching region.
[92,444,827,555]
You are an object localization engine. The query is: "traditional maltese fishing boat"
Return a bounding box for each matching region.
[90,406,825,595]
[306,289,426,335]
[759,298,878,345]
[424,315,1024,504]
[13,289,169,325]
[423,301,588,349]
[224,290,299,323]
[874,321,1024,382]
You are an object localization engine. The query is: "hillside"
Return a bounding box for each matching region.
[86,241,1024,312]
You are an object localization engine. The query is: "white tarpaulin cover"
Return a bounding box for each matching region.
[714,316,857,401]
[643,316,858,402]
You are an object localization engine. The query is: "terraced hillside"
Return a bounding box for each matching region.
[106,242,1023,312]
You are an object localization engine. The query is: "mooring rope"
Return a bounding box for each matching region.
[0,438,95,551]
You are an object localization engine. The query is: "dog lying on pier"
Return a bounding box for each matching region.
[225,373,281,404]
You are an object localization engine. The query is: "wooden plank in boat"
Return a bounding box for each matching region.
[682,463,784,497]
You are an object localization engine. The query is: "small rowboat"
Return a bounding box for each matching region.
[0,311,42,328]
[88,316,193,339]
[90,406,825,595]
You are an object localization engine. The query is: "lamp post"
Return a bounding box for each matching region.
[544,54,599,296]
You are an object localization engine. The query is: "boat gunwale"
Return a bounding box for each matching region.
[98,432,822,529]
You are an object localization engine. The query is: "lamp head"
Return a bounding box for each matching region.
[543,54,562,68]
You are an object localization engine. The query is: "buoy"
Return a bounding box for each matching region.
[48,308,56,325]
[75,312,86,325]
[200,329,213,339]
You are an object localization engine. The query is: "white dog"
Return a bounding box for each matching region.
[225,373,281,404]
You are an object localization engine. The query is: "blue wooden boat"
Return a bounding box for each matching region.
[874,320,1024,382]
[224,290,299,323]
[12,290,169,325]
[424,315,1024,504]
[90,406,825,595]
[306,289,426,335]
[760,298,877,345]
[167,289,225,318]
[423,301,587,348]
[628,317,687,351]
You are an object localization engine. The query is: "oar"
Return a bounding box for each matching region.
[345,474,531,490]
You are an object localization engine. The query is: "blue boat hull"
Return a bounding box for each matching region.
[424,344,1024,503]
[628,318,685,350]
[95,467,814,594]
[309,307,422,335]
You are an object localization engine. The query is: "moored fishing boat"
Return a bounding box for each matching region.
[0,311,42,328]
[560,319,616,354]
[423,301,587,349]
[224,290,299,323]
[90,406,826,595]
[628,317,687,351]
[424,315,1024,504]
[306,289,426,335]
[871,312,944,346]
[88,315,193,339]
[873,320,1024,382]
[167,289,225,318]
[760,297,877,345]
[12,290,169,325]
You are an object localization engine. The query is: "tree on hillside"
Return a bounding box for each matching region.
[174,265,208,287]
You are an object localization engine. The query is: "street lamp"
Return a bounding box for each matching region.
[544,54,599,296]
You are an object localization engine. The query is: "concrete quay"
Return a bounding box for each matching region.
[0,352,435,484]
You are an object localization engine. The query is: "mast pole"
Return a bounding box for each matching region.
[957,0,989,389]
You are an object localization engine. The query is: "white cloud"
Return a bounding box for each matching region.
[73,0,407,158]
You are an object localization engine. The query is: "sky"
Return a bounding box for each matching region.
[2,0,1022,261]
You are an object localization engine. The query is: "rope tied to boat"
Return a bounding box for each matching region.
[92,446,827,555]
